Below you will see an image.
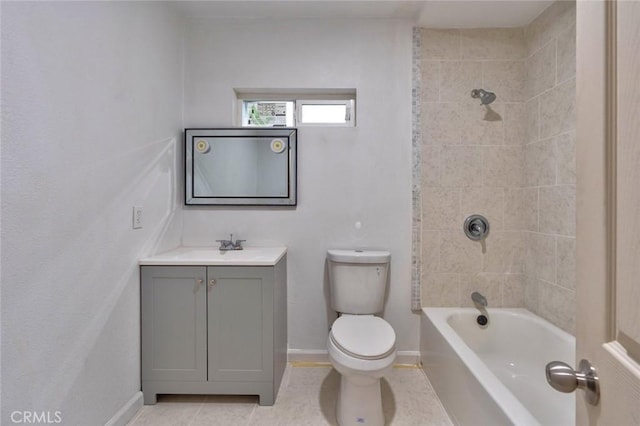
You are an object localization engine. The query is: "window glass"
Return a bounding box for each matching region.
[299,104,348,124]
[242,101,294,127]
[239,95,355,127]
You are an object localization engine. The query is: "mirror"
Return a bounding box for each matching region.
[185,128,297,206]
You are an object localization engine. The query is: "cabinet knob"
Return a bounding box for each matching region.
[196,279,204,286]
[208,279,216,288]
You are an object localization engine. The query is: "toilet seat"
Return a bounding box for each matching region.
[330,315,396,360]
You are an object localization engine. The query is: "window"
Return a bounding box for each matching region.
[297,100,354,126]
[242,101,295,127]
[237,90,356,127]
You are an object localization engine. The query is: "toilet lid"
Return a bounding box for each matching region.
[330,316,396,360]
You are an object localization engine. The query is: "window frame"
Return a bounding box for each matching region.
[236,90,356,128]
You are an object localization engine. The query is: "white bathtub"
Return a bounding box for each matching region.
[420,308,575,426]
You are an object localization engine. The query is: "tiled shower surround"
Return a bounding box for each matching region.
[418,1,576,333]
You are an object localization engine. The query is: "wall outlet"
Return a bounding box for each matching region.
[133,206,143,229]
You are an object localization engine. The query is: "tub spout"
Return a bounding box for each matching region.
[471,292,489,325]
[471,292,487,308]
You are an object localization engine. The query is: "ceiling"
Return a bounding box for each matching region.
[169,0,555,28]
[418,1,554,28]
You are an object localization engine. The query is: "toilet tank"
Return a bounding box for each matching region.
[327,249,391,314]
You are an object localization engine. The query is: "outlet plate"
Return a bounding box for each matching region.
[133,206,143,229]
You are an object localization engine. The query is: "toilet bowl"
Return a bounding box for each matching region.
[327,314,397,426]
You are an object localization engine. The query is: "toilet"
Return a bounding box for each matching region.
[326,249,396,426]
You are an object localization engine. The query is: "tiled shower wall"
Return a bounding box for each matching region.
[523,1,576,333]
[419,27,527,309]
[419,1,576,334]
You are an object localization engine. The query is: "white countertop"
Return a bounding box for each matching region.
[139,246,287,266]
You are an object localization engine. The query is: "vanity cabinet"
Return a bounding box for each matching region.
[140,253,287,406]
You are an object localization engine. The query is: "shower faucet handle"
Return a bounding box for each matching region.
[464,215,490,241]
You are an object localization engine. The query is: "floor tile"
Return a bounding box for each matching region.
[128,395,205,426]
[128,364,453,426]
[188,395,257,426]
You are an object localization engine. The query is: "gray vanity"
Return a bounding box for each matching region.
[139,247,287,405]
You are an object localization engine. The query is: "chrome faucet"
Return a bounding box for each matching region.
[471,291,487,308]
[471,292,489,326]
[216,234,246,251]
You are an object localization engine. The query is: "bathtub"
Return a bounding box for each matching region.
[420,308,575,426]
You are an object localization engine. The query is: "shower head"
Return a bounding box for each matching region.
[471,89,497,105]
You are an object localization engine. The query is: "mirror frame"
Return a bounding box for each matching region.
[184,128,297,206]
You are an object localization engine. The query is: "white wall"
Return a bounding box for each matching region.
[1,8,417,423]
[182,18,417,352]
[1,2,183,424]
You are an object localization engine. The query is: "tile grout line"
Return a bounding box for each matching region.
[186,401,205,426]
[245,404,258,426]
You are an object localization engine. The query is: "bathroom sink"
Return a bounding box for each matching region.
[139,246,287,266]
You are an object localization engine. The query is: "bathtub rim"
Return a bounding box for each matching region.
[421,307,575,426]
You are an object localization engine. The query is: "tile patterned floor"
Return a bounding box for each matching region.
[127,363,453,426]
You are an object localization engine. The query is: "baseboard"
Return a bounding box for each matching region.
[104,391,143,426]
[287,349,421,366]
[287,349,330,363]
[395,350,421,365]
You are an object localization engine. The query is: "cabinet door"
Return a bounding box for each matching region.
[207,266,274,382]
[141,266,207,382]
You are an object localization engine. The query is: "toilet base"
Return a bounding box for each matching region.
[336,374,384,426]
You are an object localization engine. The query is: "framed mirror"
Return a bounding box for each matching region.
[185,128,297,206]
